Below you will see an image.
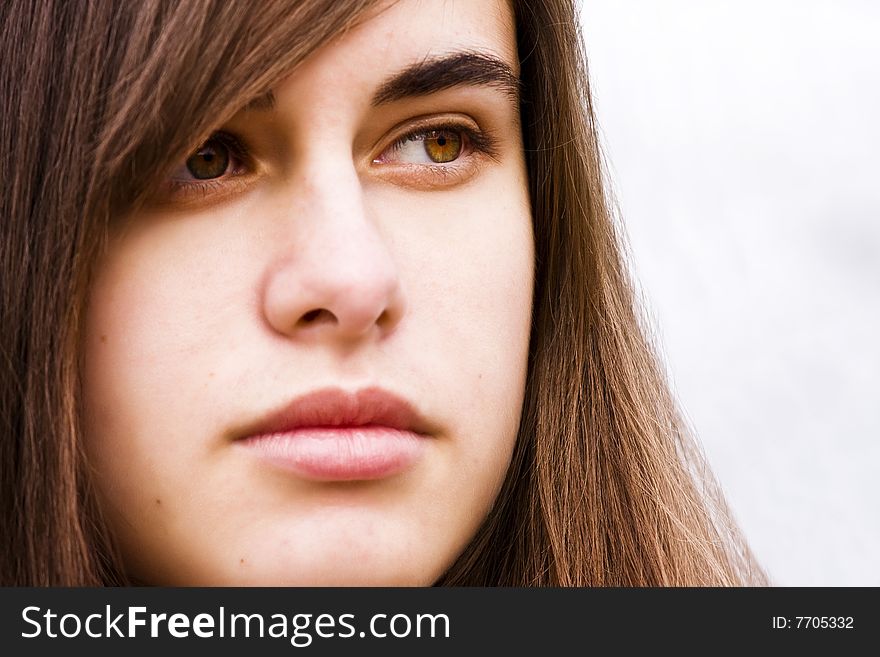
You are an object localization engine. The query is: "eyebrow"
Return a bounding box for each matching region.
[242,90,276,112]
[239,51,521,114]
[371,51,520,106]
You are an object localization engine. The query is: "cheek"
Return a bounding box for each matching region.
[80,222,250,505]
[382,167,533,340]
[380,170,534,475]
[83,213,259,402]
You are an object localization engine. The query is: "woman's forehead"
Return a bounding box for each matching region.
[272,0,519,102]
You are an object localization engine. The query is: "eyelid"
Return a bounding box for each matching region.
[162,175,257,209]
[374,114,498,161]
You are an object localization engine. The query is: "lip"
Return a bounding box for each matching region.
[234,387,433,481]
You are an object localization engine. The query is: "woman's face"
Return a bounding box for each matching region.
[82,0,532,585]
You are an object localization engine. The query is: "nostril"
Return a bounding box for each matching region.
[298,309,334,326]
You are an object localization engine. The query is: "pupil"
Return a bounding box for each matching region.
[437,136,447,146]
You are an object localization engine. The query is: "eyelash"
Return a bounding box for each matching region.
[161,120,499,203]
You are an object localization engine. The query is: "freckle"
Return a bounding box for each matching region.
[100,335,107,344]
[209,372,215,378]
[155,498,161,506]
[240,558,245,565]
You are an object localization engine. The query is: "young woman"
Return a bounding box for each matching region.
[0,0,767,585]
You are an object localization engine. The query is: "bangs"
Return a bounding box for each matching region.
[90,0,379,217]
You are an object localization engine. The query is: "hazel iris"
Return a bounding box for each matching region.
[423,130,462,163]
[186,138,230,180]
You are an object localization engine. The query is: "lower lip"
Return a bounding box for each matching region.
[238,426,427,481]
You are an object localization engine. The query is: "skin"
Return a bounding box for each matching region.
[82,0,533,585]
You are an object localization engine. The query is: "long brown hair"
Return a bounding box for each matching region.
[0,0,766,585]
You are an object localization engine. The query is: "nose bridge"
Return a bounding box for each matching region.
[262,154,405,343]
[304,154,366,244]
[301,155,392,283]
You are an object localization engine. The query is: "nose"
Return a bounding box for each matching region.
[262,166,406,344]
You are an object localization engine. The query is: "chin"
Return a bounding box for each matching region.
[143,543,450,587]
[205,558,443,587]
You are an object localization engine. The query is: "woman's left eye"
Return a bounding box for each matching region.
[381,128,466,165]
[372,122,498,187]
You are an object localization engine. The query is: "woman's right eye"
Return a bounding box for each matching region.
[154,131,257,205]
[185,140,232,179]
[170,132,249,183]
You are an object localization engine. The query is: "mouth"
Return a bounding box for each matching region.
[234,387,434,482]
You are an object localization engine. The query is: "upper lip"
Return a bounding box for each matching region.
[235,386,434,439]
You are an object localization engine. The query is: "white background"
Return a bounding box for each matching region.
[579,1,879,585]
